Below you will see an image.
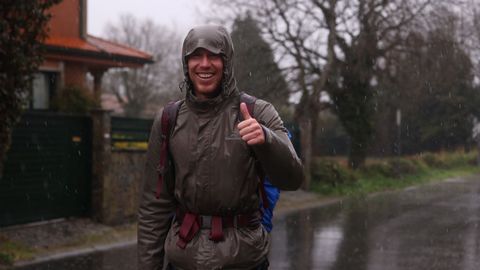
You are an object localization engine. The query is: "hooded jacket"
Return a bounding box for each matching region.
[138,25,304,270]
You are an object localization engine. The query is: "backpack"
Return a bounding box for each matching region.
[155,92,281,232]
[259,131,291,232]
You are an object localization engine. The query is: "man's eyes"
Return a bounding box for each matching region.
[209,55,222,60]
[190,53,221,60]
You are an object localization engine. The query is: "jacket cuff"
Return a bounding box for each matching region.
[261,125,272,144]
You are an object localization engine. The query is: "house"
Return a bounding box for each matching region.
[32,0,153,110]
[0,0,153,228]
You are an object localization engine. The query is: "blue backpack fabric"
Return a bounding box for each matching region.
[260,178,280,232]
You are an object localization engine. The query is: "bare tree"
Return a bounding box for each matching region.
[102,14,183,117]
[213,0,434,187]
[213,0,338,188]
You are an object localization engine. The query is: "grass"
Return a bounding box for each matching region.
[59,223,136,249]
[0,223,136,267]
[0,236,34,266]
[311,151,480,197]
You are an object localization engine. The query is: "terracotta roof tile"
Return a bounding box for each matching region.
[44,35,153,63]
[86,35,152,59]
[45,36,98,51]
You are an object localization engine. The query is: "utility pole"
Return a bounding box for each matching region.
[396,109,402,156]
[473,119,480,166]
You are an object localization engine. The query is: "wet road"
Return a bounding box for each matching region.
[269,175,480,270]
[16,175,480,270]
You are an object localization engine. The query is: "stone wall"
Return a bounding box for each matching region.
[103,151,145,225]
[90,110,147,225]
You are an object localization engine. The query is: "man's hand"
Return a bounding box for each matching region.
[237,102,265,145]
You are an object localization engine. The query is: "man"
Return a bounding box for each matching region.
[138,25,304,270]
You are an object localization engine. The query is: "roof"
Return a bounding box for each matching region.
[43,35,154,68]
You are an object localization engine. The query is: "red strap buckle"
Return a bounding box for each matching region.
[209,216,224,242]
[176,212,200,249]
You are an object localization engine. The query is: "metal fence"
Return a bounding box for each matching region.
[111,116,153,151]
[0,112,91,227]
[111,116,301,157]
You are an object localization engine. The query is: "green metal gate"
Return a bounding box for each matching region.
[0,112,92,227]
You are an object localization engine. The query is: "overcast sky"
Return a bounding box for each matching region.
[87,0,212,38]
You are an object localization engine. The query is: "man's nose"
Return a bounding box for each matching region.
[199,54,210,67]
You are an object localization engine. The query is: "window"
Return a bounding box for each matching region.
[31,72,57,110]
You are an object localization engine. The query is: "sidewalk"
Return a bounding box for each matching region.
[0,219,137,267]
[0,190,340,267]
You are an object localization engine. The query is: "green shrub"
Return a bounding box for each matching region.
[387,158,418,178]
[360,157,421,179]
[312,151,480,197]
[422,152,447,168]
[312,158,357,187]
[359,162,393,178]
[443,151,477,168]
[51,85,97,113]
[421,151,478,169]
[409,157,429,172]
[468,155,478,166]
[0,252,13,266]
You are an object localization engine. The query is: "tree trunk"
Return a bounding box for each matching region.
[0,125,12,179]
[299,116,312,190]
[348,137,367,169]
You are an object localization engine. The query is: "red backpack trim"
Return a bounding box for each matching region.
[156,100,183,199]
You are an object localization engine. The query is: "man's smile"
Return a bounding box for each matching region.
[196,72,215,79]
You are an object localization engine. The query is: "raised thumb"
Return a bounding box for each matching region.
[240,102,252,120]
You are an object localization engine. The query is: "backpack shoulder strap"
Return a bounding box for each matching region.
[156,99,183,199]
[239,92,270,208]
[240,92,257,119]
[162,100,183,136]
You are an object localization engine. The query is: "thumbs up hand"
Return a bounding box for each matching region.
[237,102,265,145]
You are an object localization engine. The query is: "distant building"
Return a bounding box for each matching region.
[32,0,153,110]
[101,93,125,115]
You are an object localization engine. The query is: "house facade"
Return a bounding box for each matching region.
[32,0,153,110]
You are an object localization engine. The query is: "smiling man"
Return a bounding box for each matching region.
[138,25,304,270]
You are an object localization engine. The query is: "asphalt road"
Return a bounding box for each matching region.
[270,174,480,270]
[15,175,480,270]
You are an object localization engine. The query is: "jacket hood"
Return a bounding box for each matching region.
[181,25,238,108]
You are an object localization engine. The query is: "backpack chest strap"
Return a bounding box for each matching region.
[174,209,261,249]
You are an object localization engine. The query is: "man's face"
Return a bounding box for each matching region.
[187,48,224,99]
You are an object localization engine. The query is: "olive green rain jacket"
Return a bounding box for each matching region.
[138,25,304,270]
